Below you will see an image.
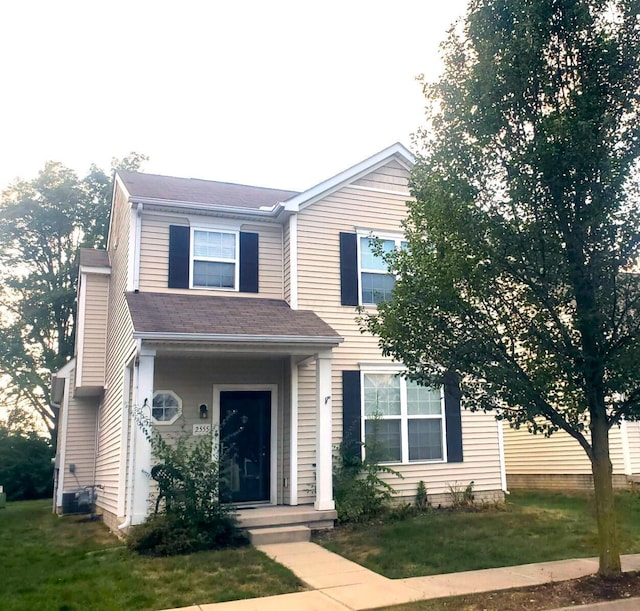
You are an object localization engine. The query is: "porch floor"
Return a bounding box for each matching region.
[236,504,336,531]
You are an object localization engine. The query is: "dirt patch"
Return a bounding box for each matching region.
[385,571,640,610]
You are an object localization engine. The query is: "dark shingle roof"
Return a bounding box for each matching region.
[126,292,341,340]
[79,248,110,268]
[117,170,299,210]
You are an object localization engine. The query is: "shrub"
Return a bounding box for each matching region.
[415,480,429,512]
[126,412,245,555]
[0,428,53,501]
[333,441,402,523]
[447,480,475,509]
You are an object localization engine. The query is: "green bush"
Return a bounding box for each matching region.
[415,480,429,512]
[333,441,402,523]
[126,512,246,556]
[126,413,245,555]
[0,428,53,500]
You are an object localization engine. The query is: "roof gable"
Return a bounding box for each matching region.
[283,143,414,212]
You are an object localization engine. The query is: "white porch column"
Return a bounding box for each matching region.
[315,351,335,511]
[131,347,155,525]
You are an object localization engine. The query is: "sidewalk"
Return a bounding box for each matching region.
[161,542,640,611]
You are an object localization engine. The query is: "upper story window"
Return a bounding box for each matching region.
[358,234,405,305]
[169,225,259,293]
[152,390,182,425]
[362,372,445,463]
[191,229,239,290]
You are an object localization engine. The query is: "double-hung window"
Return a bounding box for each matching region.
[358,235,405,305]
[191,229,238,289]
[362,372,445,463]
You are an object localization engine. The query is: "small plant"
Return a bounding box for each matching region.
[415,480,429,512]
[333,438,403,524]
[447,480,475,509]
[127,409,246,555]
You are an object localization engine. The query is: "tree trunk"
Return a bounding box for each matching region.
[590,412,621,577]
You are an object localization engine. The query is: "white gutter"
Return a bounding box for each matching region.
[132,331,343,345]
[129,196,285,218]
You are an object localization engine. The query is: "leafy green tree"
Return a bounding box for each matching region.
[0,154,147,446]
[361,0,640,576]
[0,426,54,500]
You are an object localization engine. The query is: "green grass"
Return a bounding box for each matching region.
[316,489,640,579]
[0,500,302,611]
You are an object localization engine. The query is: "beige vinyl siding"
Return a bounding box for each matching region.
[627,421,640,474]
[294,161,503,502]
[63,367,99,491]
[96,185,136,516]
[153,355,288,503]
[78,273,109,387]
[138,213,284,299]
[503,421,628,476]
[352,159,412,192]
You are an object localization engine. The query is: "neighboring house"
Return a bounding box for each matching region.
[52,143,506,535]
[503,421,640,490]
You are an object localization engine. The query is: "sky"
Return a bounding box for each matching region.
[0,0,469,194]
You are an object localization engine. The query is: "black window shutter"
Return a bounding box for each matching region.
[168,225,190,289]
[239,231,259,293]
[342,370,362,460]
[340,232,359,306]
[444,371,463,462]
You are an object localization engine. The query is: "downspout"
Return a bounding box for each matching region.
[497,418,509,495]
[133,203,143,292]
[49,383,65,514]
[118,340,142,531]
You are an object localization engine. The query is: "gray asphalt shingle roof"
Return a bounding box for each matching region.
[79,248,110,268]
[117,170,299,209]
[126,292,341,340]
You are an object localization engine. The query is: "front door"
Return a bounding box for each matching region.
[220,390,271,504]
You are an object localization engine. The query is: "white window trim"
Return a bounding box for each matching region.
[360,371,448,465]
[357,230,404,306]
[189,226,240,291]
[151,389,183,425]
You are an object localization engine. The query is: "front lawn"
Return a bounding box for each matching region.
[315,489,640,578]
[0,500,302,611]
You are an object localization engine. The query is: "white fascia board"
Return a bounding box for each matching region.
[282,143,415,212]
[79,265,111,276]
[107,174,130,251]
[53,357,76,379]
[129,196,284,219]
[133,331,343,345]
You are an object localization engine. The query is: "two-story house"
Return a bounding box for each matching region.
[52,143,507,537]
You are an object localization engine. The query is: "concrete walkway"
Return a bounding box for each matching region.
[161,543,640,611]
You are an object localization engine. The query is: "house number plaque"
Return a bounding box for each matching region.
[192,423,211,436]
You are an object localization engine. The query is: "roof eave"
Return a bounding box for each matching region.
[133,331,343,346]
[128,196,286,219]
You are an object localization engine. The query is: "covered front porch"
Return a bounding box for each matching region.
[124,291,342,528]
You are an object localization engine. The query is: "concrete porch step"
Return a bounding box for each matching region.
[237,505,337,530]
[248,525,311,545]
